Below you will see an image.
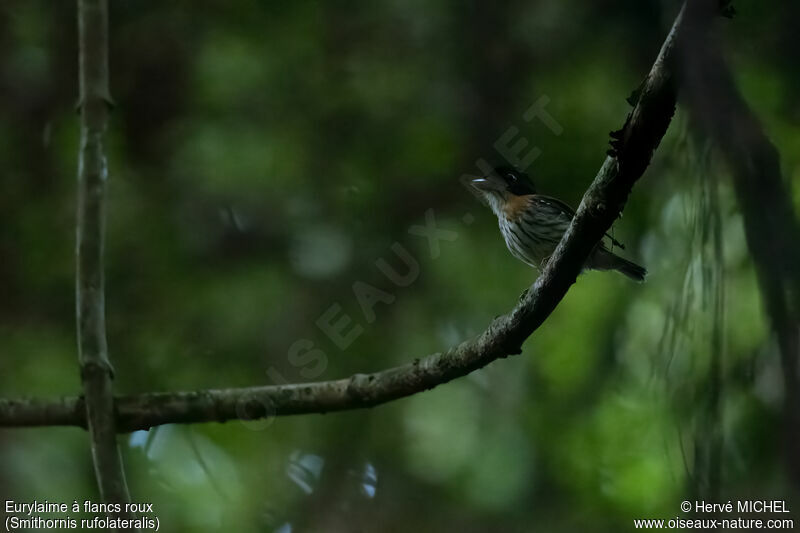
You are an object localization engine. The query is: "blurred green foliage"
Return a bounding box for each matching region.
[1,0,798,531]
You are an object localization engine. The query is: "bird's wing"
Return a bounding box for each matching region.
[531,194,576,217]
[532,194,627,250]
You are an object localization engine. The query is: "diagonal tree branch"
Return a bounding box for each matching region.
[1,0,707,433]
[75,0,136,521]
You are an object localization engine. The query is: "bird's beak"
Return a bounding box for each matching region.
[469,174,503,192]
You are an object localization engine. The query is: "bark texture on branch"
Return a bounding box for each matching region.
[1,1,704,433]
[76,0,136,522]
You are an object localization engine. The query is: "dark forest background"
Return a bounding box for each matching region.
[1,1,799,531]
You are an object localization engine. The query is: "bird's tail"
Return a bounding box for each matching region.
[592,248,647,282]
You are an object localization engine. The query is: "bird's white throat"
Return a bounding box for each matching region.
[479,191,506,219]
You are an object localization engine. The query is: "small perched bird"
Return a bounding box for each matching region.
[471,166,647,281]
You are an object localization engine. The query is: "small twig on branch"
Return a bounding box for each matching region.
[75,0,136,522]
[1,1,704,433]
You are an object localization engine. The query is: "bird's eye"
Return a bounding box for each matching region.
[507,173,516,182]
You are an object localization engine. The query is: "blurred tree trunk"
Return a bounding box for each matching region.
[455,0,531,163]
[692,166,726,504]
[682,12,800,489]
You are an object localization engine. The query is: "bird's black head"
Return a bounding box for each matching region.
[492,166,536,195]
[471,166,536,197]
[470,165,536,216]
